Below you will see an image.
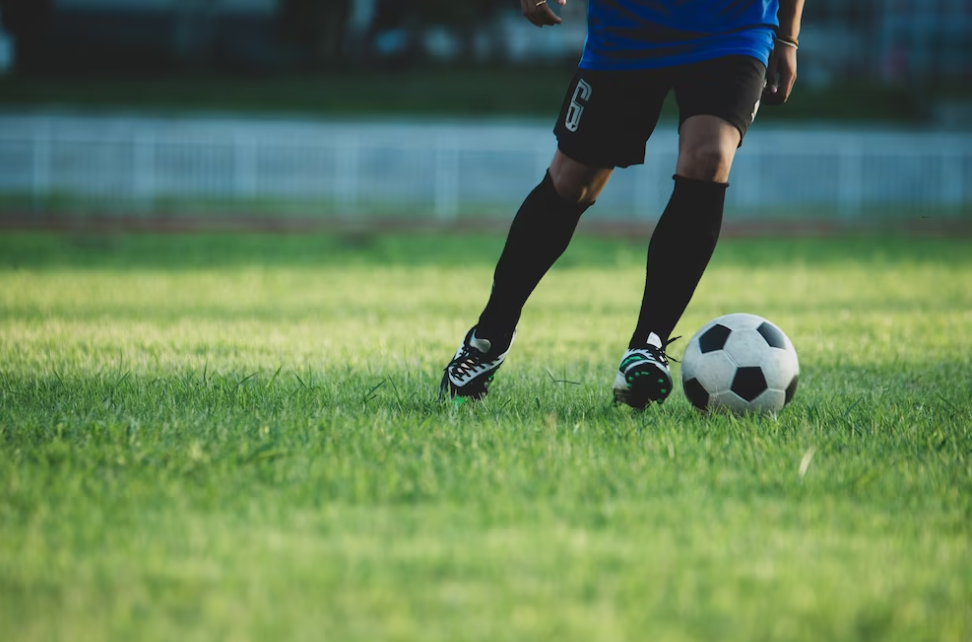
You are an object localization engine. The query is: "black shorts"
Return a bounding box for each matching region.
[553,55,767,168]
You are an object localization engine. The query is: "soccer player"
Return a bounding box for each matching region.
[441,0,805,408]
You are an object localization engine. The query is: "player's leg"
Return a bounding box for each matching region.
[628,114,740,345]
[615,118,740,408]
[439,152,612,401]
[478,66,647,341]
[441,69,656,401]
[618,56,764,409]
[476,150,612,338]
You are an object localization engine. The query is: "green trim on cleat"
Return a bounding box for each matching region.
[613,334,679,410]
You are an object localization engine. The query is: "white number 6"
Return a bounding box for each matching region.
[565,79,592,133]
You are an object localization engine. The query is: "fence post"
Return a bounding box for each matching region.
[133,129,156,211]
[535,142,549,179]
[940,145,962,213]
[336,133,359,218]
[736,140,763,219]
[234,133,258,202]
[31,124,51,212]
[838,143,863,218]
[434,133,459,221]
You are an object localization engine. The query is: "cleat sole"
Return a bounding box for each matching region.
[616,364,672,410]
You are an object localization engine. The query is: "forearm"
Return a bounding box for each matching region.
[777,0,805,40]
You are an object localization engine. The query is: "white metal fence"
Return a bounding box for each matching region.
[0,113,970,222]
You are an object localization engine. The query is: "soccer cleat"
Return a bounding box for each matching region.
[439,327,516,402]
[613,332,680,409]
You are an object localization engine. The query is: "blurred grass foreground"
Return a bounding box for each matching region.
[1,232,971,641]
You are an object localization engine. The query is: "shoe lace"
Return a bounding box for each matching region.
[449,345,487,379]
[646,336,681,364]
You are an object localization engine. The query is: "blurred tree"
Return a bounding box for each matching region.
[368,0,510,64]
[277,0,352,69]
[0,0,52,73]
[424,0,513,64]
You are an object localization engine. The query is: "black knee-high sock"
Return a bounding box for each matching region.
[629,175,727,348]
[478,171,592,338]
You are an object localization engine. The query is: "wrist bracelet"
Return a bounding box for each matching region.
[776,36,799,49]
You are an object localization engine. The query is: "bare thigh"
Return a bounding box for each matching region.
[549,113,739,203]
[549,150,614,205]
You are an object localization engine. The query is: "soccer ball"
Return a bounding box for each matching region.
[681,313,799,415]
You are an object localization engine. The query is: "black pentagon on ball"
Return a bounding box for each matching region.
[731,367,768,402]
[683,378,710,410]
[756,321,787,349]
[785,375,799,404]
[699,323,732,353]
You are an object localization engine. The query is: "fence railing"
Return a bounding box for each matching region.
[1,113,970,223]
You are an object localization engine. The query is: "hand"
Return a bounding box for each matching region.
[521,0,565,28]
[762,42,797,105]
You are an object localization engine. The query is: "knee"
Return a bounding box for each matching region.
[550,173,594,205]
[677,143,734,183]
[549,168,611,206]
[547,150,612,205]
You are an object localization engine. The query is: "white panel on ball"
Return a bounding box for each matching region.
[759,349,799,390]
[751,388,786,413]
[723,329,768,368]
[689,350,737,395]
[711,390,752,415]
[716,313,763,330]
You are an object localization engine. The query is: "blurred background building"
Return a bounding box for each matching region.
[1,0,970,84]
[0,0,970,229]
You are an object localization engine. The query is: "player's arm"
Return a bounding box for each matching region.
[763,0,805,105]
[520,0,565,28]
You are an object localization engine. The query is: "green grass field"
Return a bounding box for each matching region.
[1,232,970,642]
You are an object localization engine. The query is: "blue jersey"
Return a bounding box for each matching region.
[580,0,779,70]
